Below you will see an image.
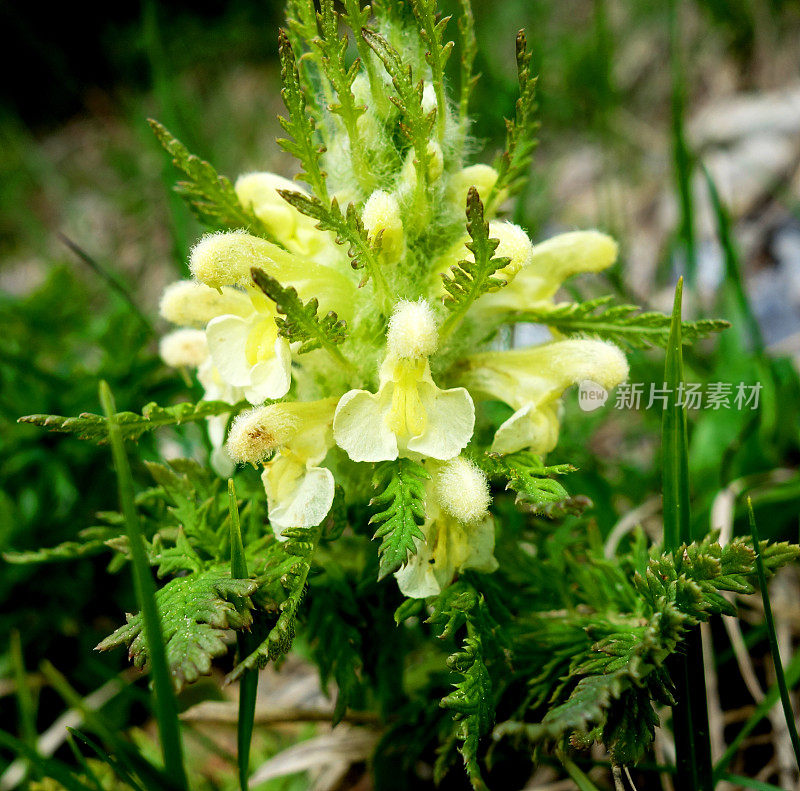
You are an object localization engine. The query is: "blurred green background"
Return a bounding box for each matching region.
[2,0,800,786]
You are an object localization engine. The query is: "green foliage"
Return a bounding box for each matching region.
[19,400,242,444]
[441,187,509,335]
[430,583,501,791]
[228,523,324,681]
[456,0,478,126]
[97,568,257,691]
[370,458,429,579]
[148,120,281,245]
[497,534,800,762]
[250,266,347,355]
[490,30,539,204]
[507,295,730,349]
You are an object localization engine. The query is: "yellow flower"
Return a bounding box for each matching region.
[226,399,338,533]
[333,301,474,462]
[457,339,629,454]
[395,472,497,598]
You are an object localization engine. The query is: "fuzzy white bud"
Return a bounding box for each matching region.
[363,190,404,260]
[159,280,252,326]
[226,404,300,465]
[387,299,438,359]
[489,221,534,283]
[434,457,491,524]
[159,329,208,369]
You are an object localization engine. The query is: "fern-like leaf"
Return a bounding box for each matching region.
[441,188,509,334]
[490,31,538,205]
[508,296,730,349]
[19,400,244,444]
[471,450,578,515]
[227,523,324,681]
[251,267,347,355]
[277,28,329,202]
[278,190,392,299]
[456,0,478,127]
[3,527,120,565]
[149,120,282,245]
[410,0,453,141]
[370,458,430,580]
[97,568,258,691]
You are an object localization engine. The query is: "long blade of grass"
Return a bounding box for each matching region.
[702,164,766,355]
[229,479,257,791]
[99,381,188,790]
[667,0,697,285]
[747,497,800,772]
[721,775,787,791]
[559,756,603,791]
[662,279,713,791]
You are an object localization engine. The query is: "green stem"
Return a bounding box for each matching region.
[747,497,800,774]
[228,480,258,791]
[662,282,713,791]
[99,382,188,790]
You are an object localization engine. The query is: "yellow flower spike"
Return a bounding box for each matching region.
[363,190,405,262]
[159,280,253,327]
[333,300,474,462]
[458,338,629,455]
[235,172,324,256]
[196,359,245,479]
[395,475,498,599]
[189,231,353,313]
[477,230,619,313]
[158,328,208,369]
[226,399,338,533]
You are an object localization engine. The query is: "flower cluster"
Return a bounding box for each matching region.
[156,6,629,598]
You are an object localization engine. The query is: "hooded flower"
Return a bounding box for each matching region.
[226,398,338,534]
[333,301,474,462]
[395,465,497,598]
[457,339,629,454]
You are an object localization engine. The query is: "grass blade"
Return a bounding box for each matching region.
[702,164,766,355]
[0,731,94,791]
[747,497,800,772]
[662,279,713,791]
[229,479,257,791]
[10,629,38,781]
[99,381,188,790]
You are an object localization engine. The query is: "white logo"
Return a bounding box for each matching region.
[578,380,608,412]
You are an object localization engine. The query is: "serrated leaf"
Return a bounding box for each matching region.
[149,120,282,245]
[507,295,729,349]
[440,188,509,338]
[370,458,430,579]
[490,30,539,204]
[278,189,392,298]
[97,568,258,691]
[250,266,347,355]
[19,400,243,444]
[226,523,324,681]
[3,527,121,565]
[470,449,576,514]
[277,29,329,202]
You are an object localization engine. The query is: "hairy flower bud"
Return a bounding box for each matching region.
[158,329,208,369]
[363,190,404,260]
[449,164,501,209]
[159,280,252,326]
[433,457,491,523]
[387,299,438,359]
[489,221,534,283]
[226,404,300,465]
